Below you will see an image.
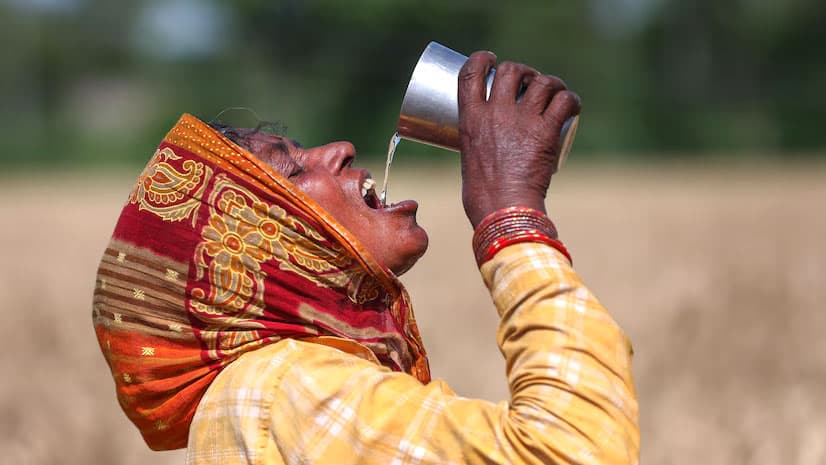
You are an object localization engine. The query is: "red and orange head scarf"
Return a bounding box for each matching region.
[92,114,430,450]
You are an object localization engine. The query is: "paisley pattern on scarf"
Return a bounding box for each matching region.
[189,173,383,358]
[128,147,212,226]
[93,114,429,451]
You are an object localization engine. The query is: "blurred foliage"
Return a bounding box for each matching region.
[1,0,824,167]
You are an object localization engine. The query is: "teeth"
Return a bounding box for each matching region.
[361,178,376,198]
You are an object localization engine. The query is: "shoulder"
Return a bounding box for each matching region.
[203,338,446,421]
[189,339,392,460]
[207,338,383,394]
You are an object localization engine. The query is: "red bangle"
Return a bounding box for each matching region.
[472,206,572,266]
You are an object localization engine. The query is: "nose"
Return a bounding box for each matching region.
[308,141,356,173]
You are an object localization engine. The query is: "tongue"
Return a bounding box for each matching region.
[364,190,381,209]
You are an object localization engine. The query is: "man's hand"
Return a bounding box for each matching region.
[458,51,581,229]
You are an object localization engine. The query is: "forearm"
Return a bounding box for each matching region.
[481,242,639,464]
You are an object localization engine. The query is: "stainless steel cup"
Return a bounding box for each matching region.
[397,41,579,171]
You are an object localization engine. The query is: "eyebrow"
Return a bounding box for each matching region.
[267,138,303,154]
[267,140,290,155]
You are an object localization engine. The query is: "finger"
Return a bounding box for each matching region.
[458,51,497,107]
[489,61,538,103]
[520,74,567,114]
[543,90,582,131]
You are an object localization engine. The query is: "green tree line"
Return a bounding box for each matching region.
[1,0,824,167]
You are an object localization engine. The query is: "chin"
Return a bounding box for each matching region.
[389,226,429,276]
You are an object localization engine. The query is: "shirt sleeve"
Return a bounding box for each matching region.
[264,242,639,465]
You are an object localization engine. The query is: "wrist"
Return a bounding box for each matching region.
[472,206,571,266]
[466,196,547,229]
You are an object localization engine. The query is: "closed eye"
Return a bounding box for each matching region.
[263,141,304,179]
[288,164,304,178]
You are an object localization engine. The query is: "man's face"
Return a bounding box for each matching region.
[242,131,428,276]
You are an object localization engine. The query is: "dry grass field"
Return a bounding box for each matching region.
[1,162,824,465]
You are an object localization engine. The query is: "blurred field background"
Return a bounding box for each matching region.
[2,164,826,465]
[2,1,825,465]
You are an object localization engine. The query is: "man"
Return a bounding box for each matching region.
[93,52,639,464]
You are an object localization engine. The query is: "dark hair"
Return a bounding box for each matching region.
[208,120,288,152]
[208,121,251,150]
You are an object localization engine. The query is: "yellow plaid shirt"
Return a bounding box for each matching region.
[187,243,640,465]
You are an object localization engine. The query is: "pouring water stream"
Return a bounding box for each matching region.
[379,132,401,206]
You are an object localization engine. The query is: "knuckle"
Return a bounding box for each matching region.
[458,68,476,82]
[470,50,496,61]
[561,90,582,109]
[533,74,554,88]
[545,75,567,89]
[458,61,474,78]
[543,110,565,128]
[461,51,495,75]
[524,66,540,78]
[497,61,519,75]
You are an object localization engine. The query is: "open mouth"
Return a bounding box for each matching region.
[361,176,383,209]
